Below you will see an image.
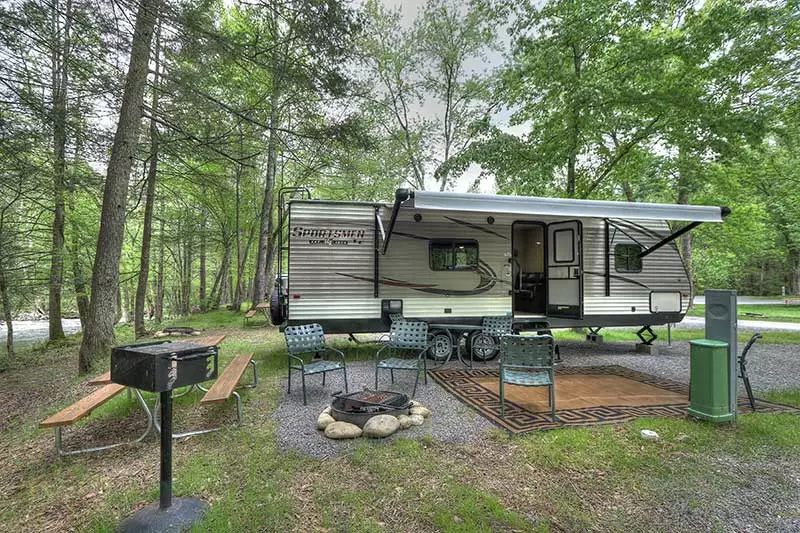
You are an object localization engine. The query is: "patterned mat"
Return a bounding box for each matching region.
[428,365,800,434]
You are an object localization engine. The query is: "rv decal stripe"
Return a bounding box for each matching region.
[443,216,509,240]
[583,270,651,290]
[392,231,431,241]
[335,261,498,296]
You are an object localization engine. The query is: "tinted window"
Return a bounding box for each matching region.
[615,243,643,273]
[430,240,478,271]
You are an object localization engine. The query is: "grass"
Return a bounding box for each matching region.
[2,310,800,531]
[553,325,800,345]
[688,304,800,324]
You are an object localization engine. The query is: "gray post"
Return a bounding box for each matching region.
[703,289,738,421]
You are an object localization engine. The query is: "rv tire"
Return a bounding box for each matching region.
[427,329,454,362]
[466,331,500,361]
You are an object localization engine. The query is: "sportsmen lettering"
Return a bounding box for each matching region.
[290,226,366,245]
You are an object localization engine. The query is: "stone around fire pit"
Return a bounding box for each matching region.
[317,412,335,430]
[409,414,425,426]
[363,415,401,438]
[410,406,430,418]
[324,421,362,439]
[397,414,413,429]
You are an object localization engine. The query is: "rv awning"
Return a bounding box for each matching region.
[408,191,727,223]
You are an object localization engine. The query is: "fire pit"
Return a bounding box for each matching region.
[330,389,411,428]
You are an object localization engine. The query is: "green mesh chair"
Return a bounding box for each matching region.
[284,323,348,405]
[375,321,430,397]
[499,334,557,421]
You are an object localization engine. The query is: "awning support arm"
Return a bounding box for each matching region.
[381,188,411,255]
[638,221,703,259]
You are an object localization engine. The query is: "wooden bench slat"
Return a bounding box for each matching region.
[244,310,258,318]
[40,383,126,428]
[201,354,254,404]
[88,371,112,386]
[254,302,269,310]
[191,334,226,347]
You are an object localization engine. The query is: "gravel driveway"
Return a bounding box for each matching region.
[273,339,800,459]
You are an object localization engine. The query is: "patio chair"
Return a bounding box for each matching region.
[469,316,513,361]
[499,334,557,422]
[739,332,762,411]
[284,323,348,405]
[375,321,430,397]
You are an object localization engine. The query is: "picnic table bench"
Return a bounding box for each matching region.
[39,335,257,455]
[39,383,153,456]
[244,302,270,326]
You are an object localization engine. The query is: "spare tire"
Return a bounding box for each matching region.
[269,280,285,325]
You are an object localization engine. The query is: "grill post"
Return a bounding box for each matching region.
[160,390,172,510]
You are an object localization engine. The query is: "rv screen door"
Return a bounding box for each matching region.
[547,220,583,319]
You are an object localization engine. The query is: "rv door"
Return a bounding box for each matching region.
[547,220,583,319]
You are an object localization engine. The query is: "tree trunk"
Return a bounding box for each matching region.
[48,0,72,341]
[182,230,193,315]
[0,262,13,358]
[209,238,230,311]
[155,218,165,323]
[566,45,581,198]
[790,247,800,295]
[134,19,160,338]
[199,214,206,311]
[67,192,89,328]
[78,0,157,374]
[119,280,131,323]
[251,91,281,306]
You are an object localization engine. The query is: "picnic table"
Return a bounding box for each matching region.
[39,334,258,455]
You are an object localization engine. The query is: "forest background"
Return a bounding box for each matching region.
[1,0,798,370]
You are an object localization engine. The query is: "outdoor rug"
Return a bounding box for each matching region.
[428,365,800,434]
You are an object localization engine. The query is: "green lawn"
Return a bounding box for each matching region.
[688,304,800,324]
[2,310,800,531]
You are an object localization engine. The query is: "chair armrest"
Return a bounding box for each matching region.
[325,346,346,361]
[375,344,389,360]
[288,353,305,368]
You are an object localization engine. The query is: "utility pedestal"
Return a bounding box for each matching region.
[703,289,738,422]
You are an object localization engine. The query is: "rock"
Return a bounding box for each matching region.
[397,414,413,429]
[410,406,430,418]
[317,413,335,430]
[322,406,331,415]
[640,429,660,441]
[409,414,425,426]
[410,400,422,408]
[363,415,401,438]
[324,421,362,439]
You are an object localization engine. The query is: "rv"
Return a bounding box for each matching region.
[270,188,727,359]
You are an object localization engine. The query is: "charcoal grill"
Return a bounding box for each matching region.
[111,340,218,393]
[330,389,411,427]
[112,340,215,530]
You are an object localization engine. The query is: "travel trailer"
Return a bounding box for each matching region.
[270,188,727,359]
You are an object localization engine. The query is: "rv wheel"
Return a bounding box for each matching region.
[466,331,500,361]
[427,329,454,362]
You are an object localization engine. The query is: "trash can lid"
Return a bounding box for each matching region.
[689,339,729,348]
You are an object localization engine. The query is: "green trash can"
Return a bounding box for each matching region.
[688,339,734,423]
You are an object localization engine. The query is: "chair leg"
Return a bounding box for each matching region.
[301,372,307,406]
[375,364,379,390]
[412,368,420,398]
[287,368,291,394]
[342,365,349,393]
[500,374,505,419]
[323,372,326,387]
[550,384,556,422]
[390,369,394,383]
[423,356,428,384]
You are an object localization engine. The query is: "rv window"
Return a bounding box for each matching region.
[615,243,643,273]
[430,240,478,271]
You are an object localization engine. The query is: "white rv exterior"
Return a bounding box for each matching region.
[273,189,726,336]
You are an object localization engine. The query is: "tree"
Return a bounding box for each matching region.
[78,0,158,373]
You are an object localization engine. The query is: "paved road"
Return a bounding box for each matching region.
[677,315,800,332]
[693,295,793,305]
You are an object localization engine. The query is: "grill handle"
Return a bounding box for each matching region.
[161,352,215,362]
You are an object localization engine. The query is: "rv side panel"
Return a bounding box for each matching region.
[287,202,379,322]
